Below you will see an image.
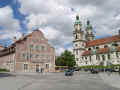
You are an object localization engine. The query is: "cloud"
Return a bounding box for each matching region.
[19,0,120,55]
[0,6,21,40]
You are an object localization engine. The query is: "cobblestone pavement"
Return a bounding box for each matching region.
[0,71,119,90]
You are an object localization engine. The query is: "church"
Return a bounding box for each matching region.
[73,15,120,66]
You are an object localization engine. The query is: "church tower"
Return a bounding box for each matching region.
[85,20,94,41]
[73,15,86,66]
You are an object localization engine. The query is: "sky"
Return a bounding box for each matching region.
[0,0,120,55]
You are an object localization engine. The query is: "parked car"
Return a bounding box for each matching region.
[65,69,73,76]
[90,68,99,74]
[113,66,119,72]
[73,67,80,71]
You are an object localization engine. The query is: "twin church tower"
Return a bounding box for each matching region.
[73,15,94,66]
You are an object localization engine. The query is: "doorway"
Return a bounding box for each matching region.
[36,64,40,72]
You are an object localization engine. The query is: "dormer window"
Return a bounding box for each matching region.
[112,42,118,46]
[88,48,91,50]
[96,47,99,49]
[104,45,108,48]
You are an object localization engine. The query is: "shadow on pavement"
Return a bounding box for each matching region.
[0,73,16,78]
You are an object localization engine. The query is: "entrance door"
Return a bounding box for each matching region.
[36,64,40,72]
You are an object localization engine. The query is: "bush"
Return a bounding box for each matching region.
[79,64,120,70]
[0,68,9,72]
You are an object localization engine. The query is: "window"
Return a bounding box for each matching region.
[35,54,39,58]
[112,42,118,46]
[46,55,50,59]
[85,61,88,64]
[76,50,78,55]
[30,54,33,58]
[41,54,44,58]
[85,57,87,60]
[102,55,105,61]
[82,57,83,59]
[22,53,26,58]
[36,45,40,51]
[96,55,100,60]
[89,56,91,62]
[108,54,111,59]
[24,64,28,70]
[104,45,108,48]
[29,44,33,49]
[41,45,45,51]
[26,53,29,60]
[75,44,78,47]
[116,52,119,58]
[75,34,78,39]
[76,58,79,61]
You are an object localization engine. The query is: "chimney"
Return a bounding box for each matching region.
[13,36,17,42]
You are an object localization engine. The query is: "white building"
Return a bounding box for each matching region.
[73,15,120,66]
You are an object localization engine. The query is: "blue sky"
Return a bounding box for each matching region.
[0,0,27,46]
[0,0,120,55]
[0,0,27,32]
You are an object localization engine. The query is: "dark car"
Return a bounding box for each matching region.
[65,69,73,76]
[90,68,99,74]
[112,66,119,72]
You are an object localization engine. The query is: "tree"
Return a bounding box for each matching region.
[55,50,76,67]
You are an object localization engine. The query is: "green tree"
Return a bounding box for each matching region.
[55,50,76,67]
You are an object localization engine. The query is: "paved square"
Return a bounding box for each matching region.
[0,72,119,90]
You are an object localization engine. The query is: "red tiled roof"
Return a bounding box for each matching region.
[87,35,120,47]
[82,50,90,56]
[9,29,42,48]
[82,47,114,56]
[97,48,109,54]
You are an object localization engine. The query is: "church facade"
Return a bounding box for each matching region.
[0,29,55,72]
[73,15,120,66]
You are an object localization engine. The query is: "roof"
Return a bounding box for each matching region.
[82,47,120,56]
[87,35,120,47]
[9,29,43,48]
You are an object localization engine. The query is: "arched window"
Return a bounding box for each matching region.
[116,52,119,58]
[108,53,111,59]
[75,34,78,39]
[96,55,100,60]
[89,56,91,62]
[102,55,105,61]
[85,61,88,64]
[76,50,78,55]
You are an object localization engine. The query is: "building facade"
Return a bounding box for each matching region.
[73,15,120,66]
[0,29,55,72]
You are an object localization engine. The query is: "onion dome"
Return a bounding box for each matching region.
[86,20,92,30]
[74,15,81,25]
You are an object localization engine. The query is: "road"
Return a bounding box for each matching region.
[0,71,119,90]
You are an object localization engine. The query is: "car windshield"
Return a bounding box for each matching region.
[67,70,71,72]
